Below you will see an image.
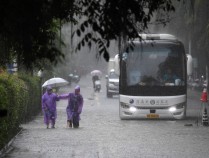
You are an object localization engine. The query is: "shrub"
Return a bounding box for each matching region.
[0,72,41,150]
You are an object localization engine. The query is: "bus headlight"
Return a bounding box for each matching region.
[169,107,177,112]
[129,106,137,112]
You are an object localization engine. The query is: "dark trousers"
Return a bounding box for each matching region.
[68,114,79,128]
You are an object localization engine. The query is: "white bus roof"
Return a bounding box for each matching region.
[138,34,177,41]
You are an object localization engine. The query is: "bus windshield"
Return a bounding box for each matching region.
[123,42,186,87]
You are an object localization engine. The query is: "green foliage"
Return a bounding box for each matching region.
[158,0,209,79]
[0,84,9,109]
[75,0,179,61]
[0,72,41,150]
[18,73,42,121]
[0,0,79,69]
[0,0,180,69]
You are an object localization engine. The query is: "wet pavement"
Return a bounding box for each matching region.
[1,75,209,158]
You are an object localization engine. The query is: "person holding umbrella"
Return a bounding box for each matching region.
[59,85,84,128]
[91,70,102,89]
[42,86,61,129]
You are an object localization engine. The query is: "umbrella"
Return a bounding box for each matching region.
[91,70,102,77]
[42,77,69,88]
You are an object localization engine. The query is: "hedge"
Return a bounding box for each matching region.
[0,72,41,150]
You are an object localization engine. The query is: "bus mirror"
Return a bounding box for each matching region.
[186,54,193,76]
[122,52,128,61]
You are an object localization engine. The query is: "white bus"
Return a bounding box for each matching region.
[119,34,192,120]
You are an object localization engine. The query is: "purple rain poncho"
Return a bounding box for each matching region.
[59,92,83,121]
[42,91,60,125]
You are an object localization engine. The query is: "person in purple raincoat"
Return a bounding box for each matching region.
[60,85,83,128]
[42,86,60,129]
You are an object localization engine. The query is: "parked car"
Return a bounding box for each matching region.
[105,70,119,98]
[188,79,204,91]
[68,73,80,85]
[203,80,207,88]
[192,79,201,89]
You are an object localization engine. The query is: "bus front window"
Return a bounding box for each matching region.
[125,43,185,87]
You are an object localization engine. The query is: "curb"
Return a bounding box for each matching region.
[0,128,23,158]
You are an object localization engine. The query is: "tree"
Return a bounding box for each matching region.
[0,0,79,70]
[154,1,209,91]
[75,0,179,61]
[0,0,180,69]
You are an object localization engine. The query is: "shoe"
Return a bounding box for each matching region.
[68,120,72,128]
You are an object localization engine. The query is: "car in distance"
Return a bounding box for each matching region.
[106,69,119,98]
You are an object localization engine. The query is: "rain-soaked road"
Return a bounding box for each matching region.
[1,75,209,158]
